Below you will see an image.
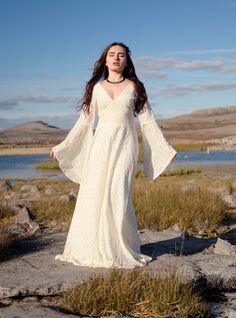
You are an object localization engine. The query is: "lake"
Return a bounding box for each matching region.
[0,151,235,180]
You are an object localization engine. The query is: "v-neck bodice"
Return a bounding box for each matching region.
[98,82,133,102]
[92,81,136,126]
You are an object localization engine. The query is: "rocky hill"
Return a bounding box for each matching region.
[0,121,68,146]
[159,105,236,144]
[1,105,236,147]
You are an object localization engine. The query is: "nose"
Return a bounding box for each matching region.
[114,54,120,60]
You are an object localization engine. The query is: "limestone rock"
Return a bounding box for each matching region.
[21,184,40,193]
[12,204,40,233]
[214,237,236,256]
[223,194,236,207]
[0,180,13,191]
[45,186,56,195]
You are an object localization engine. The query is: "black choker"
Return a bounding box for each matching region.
[106,77,125,84]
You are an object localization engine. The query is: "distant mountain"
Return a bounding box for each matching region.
[159,105,236,143]
[1,105,236,146]
[0,121,68,146]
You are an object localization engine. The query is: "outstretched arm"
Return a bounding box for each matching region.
[138,100,177,181]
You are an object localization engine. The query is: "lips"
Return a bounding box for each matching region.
[113,62,120,66]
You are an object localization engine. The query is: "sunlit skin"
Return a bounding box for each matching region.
[100,45,132,100]
[50,45,177,161]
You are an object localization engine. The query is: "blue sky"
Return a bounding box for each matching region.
[0,0,236,129]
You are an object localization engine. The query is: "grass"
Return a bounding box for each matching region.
[60,269,207,317]
[161,166,201,177]
[0,203,16,250]
[35,159,60,170]
[30,198,75,230]
[133,180,227,234]
[171,143,214,152]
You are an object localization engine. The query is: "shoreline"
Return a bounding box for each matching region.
[0,147,51,156]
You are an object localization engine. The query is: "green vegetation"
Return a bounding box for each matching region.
[60,269,207,317]
[35,159,60,170]
[162,166,201,176]
[172,143,211,152]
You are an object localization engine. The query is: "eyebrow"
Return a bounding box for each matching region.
[108,51,125,54]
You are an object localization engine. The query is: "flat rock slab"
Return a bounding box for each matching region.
[0,303,81,318]
[0,229,236,317]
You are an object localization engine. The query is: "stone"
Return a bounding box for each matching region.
[58,195,71,203]
[21,184,40,193]
[214,237,236,256]
[13,205,40,233]
[0,230,236,317]
[181,180,199,192]
[0,180,13,191]
[45,186,56,195]
[223,194,236,207]
[68,190,77,200]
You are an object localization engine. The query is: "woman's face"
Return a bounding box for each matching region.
[106,45,127,73]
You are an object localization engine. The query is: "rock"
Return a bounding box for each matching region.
[13,204,40,233]
[68,190,77,200]
[0,180,13,191]
[21,184,40,193]
[45,186,56,195]
[214,237,236,256]
[0,230,236,316]
[223,194,236,207]
[58,195,71,203]
[181,179,199,192]
[0,303,80,318]
[167,223,182,232]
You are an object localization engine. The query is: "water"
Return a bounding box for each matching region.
[0,154,64,180]
[0,151,235,180]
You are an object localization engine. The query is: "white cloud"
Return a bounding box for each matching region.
[0,95,71,110]
[160,82,236,97]
[0,100,18,110]
[16,95,71,103]
[134,56,236,78]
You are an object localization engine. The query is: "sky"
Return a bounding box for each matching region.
[0,0,236,129]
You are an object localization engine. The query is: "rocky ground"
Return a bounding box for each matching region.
[0,173,236,318]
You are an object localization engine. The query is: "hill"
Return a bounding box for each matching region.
[1,105,236,148]
[159,105,236,145]
[0,121,68,146]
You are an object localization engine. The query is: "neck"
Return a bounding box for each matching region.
[107,71,123,82]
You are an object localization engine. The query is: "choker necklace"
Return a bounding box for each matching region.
[106,77,125,84]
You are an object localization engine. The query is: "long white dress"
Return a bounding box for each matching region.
[52,82,177,268]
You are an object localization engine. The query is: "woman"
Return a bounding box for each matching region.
[50,42,177,268]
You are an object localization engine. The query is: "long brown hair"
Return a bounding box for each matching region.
[78,42,147,116]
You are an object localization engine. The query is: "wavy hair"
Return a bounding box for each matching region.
[78,42,147,116]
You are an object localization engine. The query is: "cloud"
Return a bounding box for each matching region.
[16,95,70,103]
[160,82,236,97]
[0,72,60,80]
[163,48,236,56]
[0,100,19,110]
[134,56,236,78]
[0,95,71,110]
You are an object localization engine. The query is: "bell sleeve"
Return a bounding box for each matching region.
[51,97,97,184]
[138,100,177,181]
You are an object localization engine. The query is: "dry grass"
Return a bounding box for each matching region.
[0,203,16,249]
[133,180,227,234]
[60,269,207,317]
[30,198,75,230]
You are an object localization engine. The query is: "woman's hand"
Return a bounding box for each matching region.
[50,148,56,159]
